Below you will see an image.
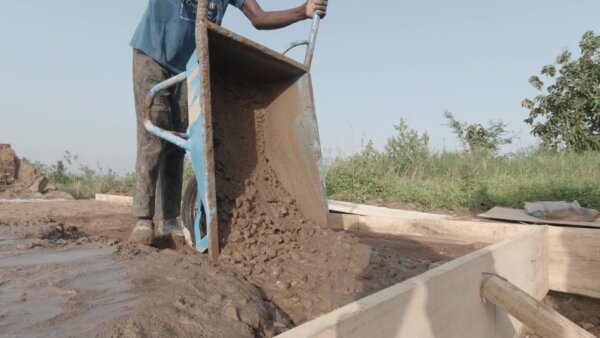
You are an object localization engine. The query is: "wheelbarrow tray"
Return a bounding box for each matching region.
[185,23,328,257]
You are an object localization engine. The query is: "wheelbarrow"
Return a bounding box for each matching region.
[143,4,328,260]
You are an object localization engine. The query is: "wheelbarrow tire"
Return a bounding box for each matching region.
[181,176,206,247]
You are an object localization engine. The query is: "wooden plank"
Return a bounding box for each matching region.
[548,227,600,299]
[278,227,548,338]
[356,216,528,243]
[95,194,133,204]
[327,213,531,244]
[481,273,594,338]
[329,200,449,220]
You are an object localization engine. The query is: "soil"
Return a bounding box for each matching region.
[0,144,72,200]
[0,200,481,337]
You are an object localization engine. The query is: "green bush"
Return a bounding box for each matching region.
[327,136,600,213]
[33,151,135,199]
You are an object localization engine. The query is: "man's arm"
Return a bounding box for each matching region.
[242,0,328,30]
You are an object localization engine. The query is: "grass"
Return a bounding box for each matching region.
[325,149,600,213]
[36,144,600,214]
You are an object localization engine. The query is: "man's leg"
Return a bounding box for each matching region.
[159,148,184,219]
[157,80,188,236]
[131,49,173,244]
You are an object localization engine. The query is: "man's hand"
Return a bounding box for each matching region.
[305,0,328,19]
[242,0,327,30]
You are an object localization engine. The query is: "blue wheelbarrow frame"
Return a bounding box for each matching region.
[142,11,326,260]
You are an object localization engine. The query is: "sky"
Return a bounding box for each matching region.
[1,1,599,173]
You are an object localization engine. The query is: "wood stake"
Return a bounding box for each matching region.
[481,273,594,338]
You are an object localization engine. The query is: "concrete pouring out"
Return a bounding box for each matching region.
[208,75,485,324]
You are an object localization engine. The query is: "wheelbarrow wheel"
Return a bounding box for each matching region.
[181,176,207,247]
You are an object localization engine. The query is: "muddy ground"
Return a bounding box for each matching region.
[0,217,288,337]
[0,200,483,337]
[2,201,600,337]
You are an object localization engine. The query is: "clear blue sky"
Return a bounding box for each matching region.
[1,1,599,172]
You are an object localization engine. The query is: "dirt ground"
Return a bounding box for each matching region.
[0,200,483,337]
[2,200,600,337]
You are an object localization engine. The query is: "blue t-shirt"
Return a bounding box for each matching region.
[131,0,245,73]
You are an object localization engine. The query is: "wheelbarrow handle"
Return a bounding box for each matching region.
[282,13,322,70]
[304,13,321,70]
[142,73,192,151]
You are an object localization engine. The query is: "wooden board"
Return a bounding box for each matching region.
[95,194,133,204]
[278,227,548,338]
[328,213,530,244]
[329,200,449,220]
[548,227,600,299]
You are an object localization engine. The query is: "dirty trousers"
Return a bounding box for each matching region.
[132,49,188,219]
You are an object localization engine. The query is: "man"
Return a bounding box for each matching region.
[130,0,328,244]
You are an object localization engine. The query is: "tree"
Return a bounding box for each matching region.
[444,111,512,154]
[523,31,600,151]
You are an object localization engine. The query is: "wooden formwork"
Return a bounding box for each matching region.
[279,203,600,338]
[279,214,548,338]
[547,226,600,299]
